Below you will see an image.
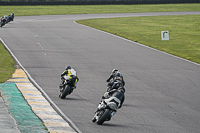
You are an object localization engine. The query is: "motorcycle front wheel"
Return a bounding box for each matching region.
[1,23,4,27]
[60,85,71,99]
[96,109,111,125]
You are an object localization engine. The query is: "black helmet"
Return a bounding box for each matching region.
[65,66,71,70]
[115,71,121,77]
[112,69,118,74]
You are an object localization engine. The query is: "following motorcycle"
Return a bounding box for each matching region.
[7,13,14,23]
[59,75,77,99]
[92,96,121,125]
[0,17,7,27]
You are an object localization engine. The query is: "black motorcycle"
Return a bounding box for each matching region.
[59,75,77,99]
[7,13,14,23]
[92,96,121,125]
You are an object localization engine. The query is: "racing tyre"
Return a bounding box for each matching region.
[96,109,111,125]
[60,85,71,99]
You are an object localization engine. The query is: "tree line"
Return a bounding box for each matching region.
[0,0,199,5]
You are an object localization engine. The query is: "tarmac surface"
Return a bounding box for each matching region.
[0,94,20,133]
[1,11,200,133]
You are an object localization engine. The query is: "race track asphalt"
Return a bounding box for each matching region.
[1,12,200,133]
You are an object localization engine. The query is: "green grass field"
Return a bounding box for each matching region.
[0,4,200,83]
[0,4,200,16]
[0,42,15,83]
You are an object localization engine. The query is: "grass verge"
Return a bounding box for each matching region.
[0,4,200,16]
[77,14,200,64]
[0,42,16,83]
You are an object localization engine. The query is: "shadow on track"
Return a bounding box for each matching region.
[62,97,88,101]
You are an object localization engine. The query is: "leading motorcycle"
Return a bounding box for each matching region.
[59,75,77,99]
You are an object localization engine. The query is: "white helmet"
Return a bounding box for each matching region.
[112,69,118,74]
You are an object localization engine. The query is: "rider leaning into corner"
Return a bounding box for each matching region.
[96,69,126,121]
[59,66,79,90]
[103,86,125,120]
[1,15,7,27]
[106,69,125,91]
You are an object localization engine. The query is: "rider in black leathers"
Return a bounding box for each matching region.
[106,69,125,92]
[7,13,14,22]
[93,68,126,122]
[99,86,125,121]
[103,87,125,108]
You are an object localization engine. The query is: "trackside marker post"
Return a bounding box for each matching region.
[161,31,169,41]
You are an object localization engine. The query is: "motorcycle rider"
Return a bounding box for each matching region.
[103,86,125,107]
[1,16,7,27]
[9,13,14,21]
[59,66,79,90]
[106,69,125,92]
[94,86,125,122]
[7,13,14,22]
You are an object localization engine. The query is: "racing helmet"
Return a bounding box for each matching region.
[115,71,121,77]
[65,66,71,70]
[112,69,118,74]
